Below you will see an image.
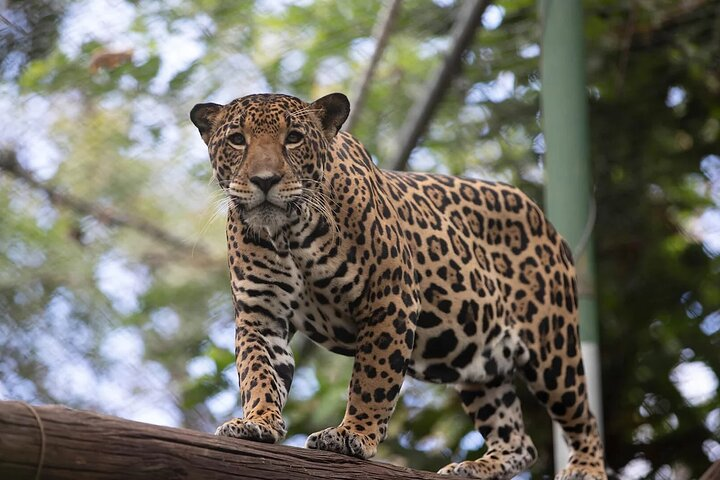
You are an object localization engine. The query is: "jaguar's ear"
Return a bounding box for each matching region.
[190,102,223,144]
[310,93,350,141]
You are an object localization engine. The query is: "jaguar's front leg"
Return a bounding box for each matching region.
[306,301,416,459]
[215,315,294,443]
[215,246,296,443]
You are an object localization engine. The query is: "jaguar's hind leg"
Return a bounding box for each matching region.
[438,377,537,480]
[522,352,606,480]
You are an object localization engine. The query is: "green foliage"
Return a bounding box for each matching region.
[1,0,718,478]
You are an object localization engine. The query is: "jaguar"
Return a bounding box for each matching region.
[190,92,606,479]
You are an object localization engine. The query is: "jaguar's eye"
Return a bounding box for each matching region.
[227,132,246,147]
[285,131,304,145]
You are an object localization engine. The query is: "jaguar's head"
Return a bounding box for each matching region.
[190,92,349,235]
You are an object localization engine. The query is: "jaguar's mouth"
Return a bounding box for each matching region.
[249,201,285,215]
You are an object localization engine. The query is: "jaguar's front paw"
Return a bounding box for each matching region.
[215,416,286,443]
[305,425,378,459]
[555,466,608,480]
[438,459,515,479]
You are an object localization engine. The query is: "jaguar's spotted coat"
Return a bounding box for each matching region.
[190,92,606,480]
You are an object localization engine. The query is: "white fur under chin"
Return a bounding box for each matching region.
[242,203,289,237]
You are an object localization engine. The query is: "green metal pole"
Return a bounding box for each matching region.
[539,0,603,473]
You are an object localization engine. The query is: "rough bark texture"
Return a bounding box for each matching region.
[0,401,462,480]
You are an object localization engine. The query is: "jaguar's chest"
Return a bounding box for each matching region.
[285,251,363,355]
[292,296,358,355]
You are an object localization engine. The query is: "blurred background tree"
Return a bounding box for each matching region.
[1,0,718,478]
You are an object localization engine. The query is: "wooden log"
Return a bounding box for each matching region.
[0,401,460,480]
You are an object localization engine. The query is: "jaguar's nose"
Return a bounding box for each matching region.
[249,174,282,194]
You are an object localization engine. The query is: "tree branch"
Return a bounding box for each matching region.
[701,460,720,480]
[0,150,213,262]
[389,0,490,171]
[344,0,403,132]
[0,401,462,480]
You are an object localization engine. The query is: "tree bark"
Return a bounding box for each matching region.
[0,401,460,480]
[701,460,720,480]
